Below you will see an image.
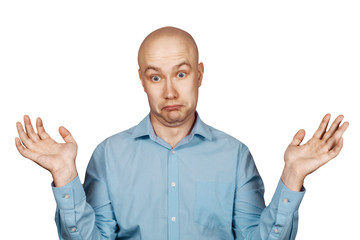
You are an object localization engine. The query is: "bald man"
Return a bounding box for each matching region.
[16,27,348,240]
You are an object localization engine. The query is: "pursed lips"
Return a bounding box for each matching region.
[162,104,183,111]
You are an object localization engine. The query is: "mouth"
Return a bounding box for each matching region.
[163,105,183,111]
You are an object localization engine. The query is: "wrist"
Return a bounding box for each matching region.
[281,165,305,192]
[52,166,78,187]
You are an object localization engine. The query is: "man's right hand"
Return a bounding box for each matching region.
[15,115,78,187]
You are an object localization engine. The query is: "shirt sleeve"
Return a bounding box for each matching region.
[52,144,118,239]
[232,145,305,240]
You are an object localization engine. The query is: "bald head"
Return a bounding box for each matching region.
[138,26,199,68]
[137,26,204,130]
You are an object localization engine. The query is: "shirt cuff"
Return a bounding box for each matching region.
[271,179,306,212]
[51,176,85,210]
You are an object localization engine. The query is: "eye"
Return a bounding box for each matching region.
[177,72,186,78]
[151,75,160,82]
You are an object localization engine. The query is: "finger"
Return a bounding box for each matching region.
[15,137,39,161]
[59,126,76,144]
[24,115,40,142]
[313,114,331,139]
[328,137,344,159]
[322,115,344,141]
[326,122,349,149]
[16,121,33,148]
[36,117,50,139]
[290,129,306,146]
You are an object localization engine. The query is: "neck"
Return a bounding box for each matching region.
[150,112,196,148]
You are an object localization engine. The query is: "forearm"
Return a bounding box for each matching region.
[234,179,305,240]
[233,145,305,239]
[259,179,304,239]
[52,176,117,240]
[55,200,103,239]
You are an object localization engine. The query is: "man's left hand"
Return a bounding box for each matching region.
[281,114,349,191]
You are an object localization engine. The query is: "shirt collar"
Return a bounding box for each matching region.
[131,112,212,141]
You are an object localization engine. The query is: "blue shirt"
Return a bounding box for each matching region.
[52,113,305,240]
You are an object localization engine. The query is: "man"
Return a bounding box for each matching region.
[15,26,349,239]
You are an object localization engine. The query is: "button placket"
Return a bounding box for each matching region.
[167,148,179,239]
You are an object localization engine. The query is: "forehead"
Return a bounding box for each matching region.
[139,36,197,69]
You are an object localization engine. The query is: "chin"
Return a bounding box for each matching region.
[164,111,184,123]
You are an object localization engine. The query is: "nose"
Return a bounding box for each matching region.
[164,79,178,99]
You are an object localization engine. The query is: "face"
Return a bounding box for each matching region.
[138,36,204,128]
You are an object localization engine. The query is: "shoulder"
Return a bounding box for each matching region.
[206,123,249,151]
[95,125,138,151]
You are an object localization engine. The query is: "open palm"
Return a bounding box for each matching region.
[15,115,78,186]
[284,114,349,180]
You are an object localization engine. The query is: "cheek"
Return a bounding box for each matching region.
[144,84,159,98]
[145,86,162,107]
[181,82,199,102]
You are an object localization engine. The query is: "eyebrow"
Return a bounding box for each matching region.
[144,66,160,74]
[144,61,192,74]
[175,61,192,69]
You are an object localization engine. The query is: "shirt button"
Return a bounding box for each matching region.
[171,150,175,154]
[64,194,70,199]
[171,217,176,222]
[71,227,76,232]
[283,198,289,203]
[171,182,176,187]
[274,228,279,233]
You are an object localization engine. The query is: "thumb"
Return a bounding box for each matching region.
[290,129,305,146]
[59,126,76,144]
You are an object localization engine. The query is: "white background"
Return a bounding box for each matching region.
[1,1,359,239]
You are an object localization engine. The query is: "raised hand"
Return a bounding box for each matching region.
[281,114,349,191]
[15,115,78,187]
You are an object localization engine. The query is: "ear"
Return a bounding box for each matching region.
[138,69,146,92]
[197,62,204,87]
